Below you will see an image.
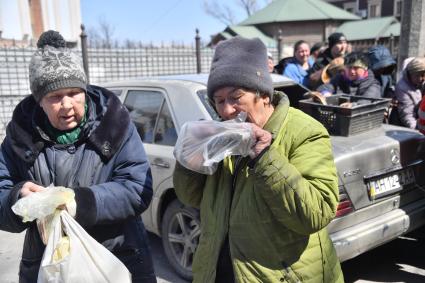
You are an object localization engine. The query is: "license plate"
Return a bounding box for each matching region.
[367,168,416,200]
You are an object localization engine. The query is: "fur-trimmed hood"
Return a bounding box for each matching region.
[5,85,130,163]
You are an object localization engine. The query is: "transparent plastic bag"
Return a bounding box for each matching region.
[12,186,77,244]
[174,113,255,175]
[12,186,75,222]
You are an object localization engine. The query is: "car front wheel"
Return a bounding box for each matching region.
[161,199,200,280]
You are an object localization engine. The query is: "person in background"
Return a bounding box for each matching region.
[395,57,425,129]
[367,45,397,98]
[308,32,348,89]
[173,36,343,283]
[283,40,314,86]
[310,42,325,62]
[267,51,275,73]
[318,51,381,99]
[418,96,425,134]
[0,30,156,283]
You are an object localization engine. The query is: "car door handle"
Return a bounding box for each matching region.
[152,159,170,168]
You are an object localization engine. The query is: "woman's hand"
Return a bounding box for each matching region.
[20,182,45,197]
[250,124,272,158]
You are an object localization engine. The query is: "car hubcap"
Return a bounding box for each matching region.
[167,211,200,271]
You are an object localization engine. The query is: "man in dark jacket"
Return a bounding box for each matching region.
[368,45,396,98]
[318,51,381,99]
[0,30,156,282]
[308,32,348,89]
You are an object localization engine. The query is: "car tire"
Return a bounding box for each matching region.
[161,199,200,280]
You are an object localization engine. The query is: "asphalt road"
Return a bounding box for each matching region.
[1,227,424,283]
[342,226,425,283]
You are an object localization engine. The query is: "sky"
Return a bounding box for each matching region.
[80,0,251,45]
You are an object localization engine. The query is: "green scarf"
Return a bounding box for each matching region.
[46,103,88,144]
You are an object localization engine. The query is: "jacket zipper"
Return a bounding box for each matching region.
[228,156,244,243]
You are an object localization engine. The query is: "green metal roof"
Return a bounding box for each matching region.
[226,25,275,47]
[219,31,233,39]
[382,22,401,38]
[240,0,360,25]
[209,25,276,48]
[336,16,399,41]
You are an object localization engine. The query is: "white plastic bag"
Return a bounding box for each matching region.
[174,116,255,175]
[38,211,131,283]
[12,186,131,283]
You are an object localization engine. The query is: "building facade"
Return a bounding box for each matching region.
[0,0,82,46]
[325,0,403,19]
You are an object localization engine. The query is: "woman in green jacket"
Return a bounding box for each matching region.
[173,37,343,283]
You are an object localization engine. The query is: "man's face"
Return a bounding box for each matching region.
[213,87,270,126]
[40,87,86,131]
[346,66,367,81]
[409,71,425,88]
[331,40,348,58]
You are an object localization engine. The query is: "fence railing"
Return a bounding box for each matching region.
[86,46,215,84]
[0,45,217,97]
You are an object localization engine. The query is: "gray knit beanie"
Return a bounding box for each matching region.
[207,37,273,99]
[29,30,87,102]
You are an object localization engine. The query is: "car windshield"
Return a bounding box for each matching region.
[197,89,221,121]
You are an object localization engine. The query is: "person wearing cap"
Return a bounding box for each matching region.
[310,42,325,62]
[394,57,425,129]
[317,51,381,99]
[173,36,343,283]
[283,40,314,86]
[308,32,348,89]
[267,51,275,73]
[368,45,397,98]
[0,30,156,282]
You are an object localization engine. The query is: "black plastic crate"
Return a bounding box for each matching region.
[299,95,390,136]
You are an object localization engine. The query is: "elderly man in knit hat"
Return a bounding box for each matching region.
[173,36,343,283]
[0,30,156,283]
[308,32,348,89]
[394,57,425,129]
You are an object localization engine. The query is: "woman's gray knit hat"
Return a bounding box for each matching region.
[207,37,273,99]
[29,30,87,102]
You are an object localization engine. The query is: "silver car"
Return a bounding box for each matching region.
[102,74,425,280]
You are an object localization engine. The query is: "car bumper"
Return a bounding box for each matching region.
[329,197,425,262]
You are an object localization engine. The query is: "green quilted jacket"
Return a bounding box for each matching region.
[173,93,343,283]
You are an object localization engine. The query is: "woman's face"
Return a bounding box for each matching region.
[40,87,86,131]
[295,43,310,64]
[409,71,425,88]
[346,66,367,81]
[213,87,271,128]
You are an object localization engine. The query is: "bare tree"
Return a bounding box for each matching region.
[86,17,118,48]
[98,17,115,48]
[203,0,271,24]
[87,27,101,48]
[237,0,258,16]
[203,1,236,25]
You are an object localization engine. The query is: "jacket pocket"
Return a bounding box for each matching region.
[281,262,302,283]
